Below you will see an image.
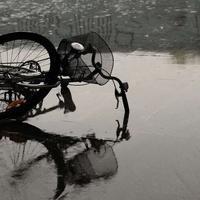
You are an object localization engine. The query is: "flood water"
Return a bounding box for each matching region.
[1,0,200,200]
[1,0,200,51]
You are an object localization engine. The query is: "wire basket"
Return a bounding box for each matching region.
[57,32,114,85]
[67,143,118,183]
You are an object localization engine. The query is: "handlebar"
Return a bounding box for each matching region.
[87,47,129,137]
[98,65,129,136]
[61,41,130,138]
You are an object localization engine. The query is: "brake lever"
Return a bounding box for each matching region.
[116,120,122,139]
[114,82,129,109]
[116,120,130,141]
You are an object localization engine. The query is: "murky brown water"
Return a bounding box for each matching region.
[1,0,200,200]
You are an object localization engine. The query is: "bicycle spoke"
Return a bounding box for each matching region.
[10,40,15,67]
[21,42,42,63]
[13,40,26,66]
[33,51,49,61]
[0,32,57,118]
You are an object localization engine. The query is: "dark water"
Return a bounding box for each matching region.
[1,1,200,200]
[1,0,200,51]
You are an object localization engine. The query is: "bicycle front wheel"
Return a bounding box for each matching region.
[0,32,59,120]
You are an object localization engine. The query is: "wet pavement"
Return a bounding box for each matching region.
[1,0,200,199]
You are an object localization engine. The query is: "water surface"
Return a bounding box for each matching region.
[1,0,200,200]
[1,0,200,51]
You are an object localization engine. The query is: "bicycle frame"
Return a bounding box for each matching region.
[0,32,129,129]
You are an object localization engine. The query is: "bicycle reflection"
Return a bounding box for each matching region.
[0,121,128,199]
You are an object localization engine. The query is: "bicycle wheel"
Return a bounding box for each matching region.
[0,32,59,119]
[0,122,61,199]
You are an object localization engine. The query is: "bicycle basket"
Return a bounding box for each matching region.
[57,32,114,85]
[67,143,118,183]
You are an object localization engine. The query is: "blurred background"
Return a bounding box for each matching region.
[1,0,200,52]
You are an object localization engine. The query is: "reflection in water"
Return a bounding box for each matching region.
[169,49,200,64]
[0,120,129,199]
[170,49,188,64]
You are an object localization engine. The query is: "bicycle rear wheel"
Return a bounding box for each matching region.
[0,32,59,120]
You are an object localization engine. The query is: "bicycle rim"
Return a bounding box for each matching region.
[0,122,58,199]
[0,32,59,119]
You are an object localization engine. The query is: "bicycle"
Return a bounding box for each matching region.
[0,117,129,199]
[0,31,129,132]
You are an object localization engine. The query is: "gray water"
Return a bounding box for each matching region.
[1,0,200,200]
[1,0,200,51]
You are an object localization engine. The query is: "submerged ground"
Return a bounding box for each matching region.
[1,51,200,200]
[1,0,200,199]
[27,51,200,200]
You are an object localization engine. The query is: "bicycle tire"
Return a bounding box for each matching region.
[0,32,59,120]
[0,121,64,199]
